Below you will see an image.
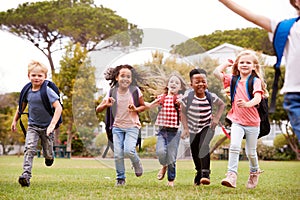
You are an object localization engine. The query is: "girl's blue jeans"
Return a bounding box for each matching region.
[112,127,140,180]
[283,93,300,142]
[156,128,181,181]
[228,123,259,174]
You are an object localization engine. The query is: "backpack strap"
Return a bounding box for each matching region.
[41,80,63,129]
[230,75,240,104]
[230,74,256,102]
[173,94,180,126]
[270,17,300,113]
[18,82,31,137]
[18,82,31,116]
[186,90,194,113]
[205,90,212,109]
[105,87,116,135]
[40,80,53,116]
[246,74,256,100]
[129,85,140,107]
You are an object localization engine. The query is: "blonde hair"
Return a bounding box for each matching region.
[231,50,269,98]
[28,60,48,77]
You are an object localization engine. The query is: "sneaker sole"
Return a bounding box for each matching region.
[221,180,235,188]
[200,178,210,185]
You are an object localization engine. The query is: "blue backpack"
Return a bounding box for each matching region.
[18,80,63,137]
[270,17,300,113]
[230,74,270,138]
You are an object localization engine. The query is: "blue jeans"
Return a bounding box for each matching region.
[23,125,54,178]
[228,123,259,173]
[112,127,140,180]
[283,93,300,142]
[156,129,181,181]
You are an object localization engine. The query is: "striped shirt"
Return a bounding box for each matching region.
[181,92,218,134]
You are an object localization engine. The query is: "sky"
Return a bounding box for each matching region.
[0,0,296,94]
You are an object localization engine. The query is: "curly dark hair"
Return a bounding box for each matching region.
[104,64,143,90]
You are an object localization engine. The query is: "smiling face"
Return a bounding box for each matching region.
[237,54,255,77]
[190,73,207,98]
[116,67,132,89]
[167,75,182,95]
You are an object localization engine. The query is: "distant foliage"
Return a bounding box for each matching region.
[172,28,273,56]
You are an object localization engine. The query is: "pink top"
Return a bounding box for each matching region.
[223,73,263,126]
[105,88,142,129]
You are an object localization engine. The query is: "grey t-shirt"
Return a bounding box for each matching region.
[25,86,59,127]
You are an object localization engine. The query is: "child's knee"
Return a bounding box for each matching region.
[229,145,240,154]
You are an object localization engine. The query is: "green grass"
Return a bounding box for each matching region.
[0,156,299,200]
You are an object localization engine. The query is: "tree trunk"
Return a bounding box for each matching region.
[66,121,73,156]
[284,124,300,160]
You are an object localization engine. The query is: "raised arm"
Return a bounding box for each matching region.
[219,0,272,32]
[213,59,233,81]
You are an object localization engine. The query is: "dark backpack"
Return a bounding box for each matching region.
[270,17,300,113]
[230,74,270,138]
[18,80,63,137]
[104,86,140,146]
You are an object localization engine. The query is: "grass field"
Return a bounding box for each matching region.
[0,156,299,200]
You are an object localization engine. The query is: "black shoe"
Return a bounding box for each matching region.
[194,171,202,186]
[45,158,54,166]
[115,179,126,186]
[200,169,211,185]
[18,174,30,187]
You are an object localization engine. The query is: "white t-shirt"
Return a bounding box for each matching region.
[269,18,300,94]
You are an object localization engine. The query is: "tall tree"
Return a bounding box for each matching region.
[0,0,142,74]
[53,42,96,154]
[0,93,24,155]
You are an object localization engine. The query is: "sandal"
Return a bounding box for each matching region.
[157,166,167,180]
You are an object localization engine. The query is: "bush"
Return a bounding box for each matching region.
[273,134,289,148]
[142,136,157,153]
[257,140,276,160]
[95,133,108,148]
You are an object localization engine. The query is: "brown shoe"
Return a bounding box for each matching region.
[246,169,264,189]
[221,172,237,188]
[157,166,167,180]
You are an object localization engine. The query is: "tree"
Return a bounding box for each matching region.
[0,0,142,74]
[172,28,273,57]
[53,42,96,155]
[0,93,24,155]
